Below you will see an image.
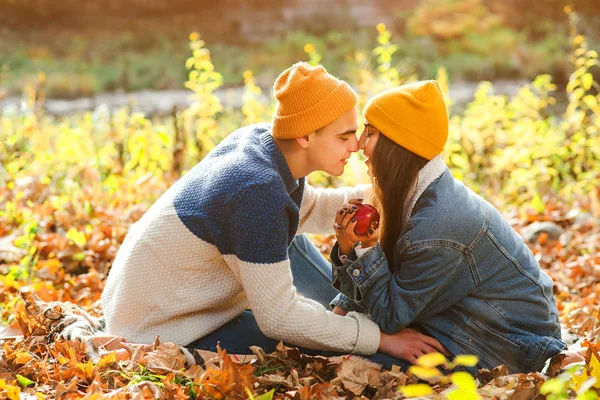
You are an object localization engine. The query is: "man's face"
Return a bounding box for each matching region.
[306,108,359,176]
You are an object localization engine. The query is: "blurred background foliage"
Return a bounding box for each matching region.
[0,0,599,98]
[0,1,599,243]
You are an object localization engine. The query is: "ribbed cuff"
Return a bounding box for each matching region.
[348,311,380,355]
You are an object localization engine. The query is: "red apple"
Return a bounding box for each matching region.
[353,203,380,235]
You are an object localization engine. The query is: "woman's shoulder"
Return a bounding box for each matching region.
[407,173,488,248]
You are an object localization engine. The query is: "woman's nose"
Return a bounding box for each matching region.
[358,134,366,150]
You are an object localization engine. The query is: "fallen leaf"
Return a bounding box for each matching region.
[336,357,381,395]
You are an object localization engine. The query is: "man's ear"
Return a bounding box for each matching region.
[296,135,310,149]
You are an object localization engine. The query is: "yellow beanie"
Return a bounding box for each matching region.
[272,62,357,139]
[363,80,448,160]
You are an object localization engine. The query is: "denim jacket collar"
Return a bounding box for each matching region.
[404,155,447,221]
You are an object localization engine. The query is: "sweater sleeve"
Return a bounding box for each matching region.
[223,183,380,355]
[298,183,372,235]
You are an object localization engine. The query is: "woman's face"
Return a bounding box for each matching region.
[358,123,380,176]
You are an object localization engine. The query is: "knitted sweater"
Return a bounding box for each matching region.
[101,124,380,355]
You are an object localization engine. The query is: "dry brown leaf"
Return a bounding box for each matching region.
[336,357,382,395]
[128,381,164,399]
[257,373,295,389]
[139,342,187,373]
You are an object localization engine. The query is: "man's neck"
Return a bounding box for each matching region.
[273,138,311,180]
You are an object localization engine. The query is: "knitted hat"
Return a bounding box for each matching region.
[363,80,448,160]
[271,62,358,139]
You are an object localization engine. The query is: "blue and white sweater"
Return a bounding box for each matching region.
[101,124,380,355]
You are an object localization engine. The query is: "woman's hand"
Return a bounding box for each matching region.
[334,198,379,255]
[378,328,451,364]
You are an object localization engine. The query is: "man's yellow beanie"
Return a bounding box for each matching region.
[272,62,357,139]
[363,80,448,160]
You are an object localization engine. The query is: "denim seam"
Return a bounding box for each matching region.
[347,258,386,305]
[350,261,385,288]
[331,294,355,310]
[451,335,495,370]
[465,253,481,286]
[410,250,467,322]
[486,231,554,309]
[468,207,489,251]
[292,236,332,282]
[470,318,524,354]
[481,298,516,329]
[348,255,385,286]
[404,226,414,252]
[526,336,549,372]
[409,239,468,252]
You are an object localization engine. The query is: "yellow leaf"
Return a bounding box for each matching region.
[77,361,95,379]
[582,73,593,91]
[570,366,589,392]
[583,95,599,110]
[452,354,479,367]
[98,351,116,366]
[573,35,585,46]
[67,347,78,362]
[400,383,434,397]
[589,353,600,388]
[451,371,477,390]
[303,44,315,54]
[409,366,443,380]
[14,351,33,365]
[58,356,70,365]
[417,352,448,368]
[0,379,21,400]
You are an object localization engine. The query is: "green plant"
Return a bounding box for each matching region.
[183,32,225,160]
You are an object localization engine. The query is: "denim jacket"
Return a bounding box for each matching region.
[331,156,564,373]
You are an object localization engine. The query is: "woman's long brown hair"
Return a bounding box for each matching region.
[369,132,428,270]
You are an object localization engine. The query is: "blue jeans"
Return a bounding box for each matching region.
[186,234,411,370]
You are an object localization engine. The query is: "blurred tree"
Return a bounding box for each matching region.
[408,0,502,40]
[485,0,600,38]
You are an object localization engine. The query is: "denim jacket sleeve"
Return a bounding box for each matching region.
[337,241,477,334]
[329,241,360,312]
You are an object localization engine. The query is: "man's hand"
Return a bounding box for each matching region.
[378,328,451,364]
[334,198,379,255]
[332,306,347,316]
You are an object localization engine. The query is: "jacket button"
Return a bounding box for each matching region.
[352,269,360,277]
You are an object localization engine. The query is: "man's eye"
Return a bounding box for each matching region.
[364,132,372,138]
[340,137,349,141]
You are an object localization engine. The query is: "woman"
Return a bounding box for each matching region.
[330,80,565,373]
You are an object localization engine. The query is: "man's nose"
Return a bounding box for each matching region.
[350,136,360,152]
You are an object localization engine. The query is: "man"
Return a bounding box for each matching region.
[101,62,446,365]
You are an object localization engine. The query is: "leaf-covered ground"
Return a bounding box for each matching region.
[1,178,599,399]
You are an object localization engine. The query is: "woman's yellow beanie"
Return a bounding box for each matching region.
[272,62,358,139]
[363,80,449,160]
